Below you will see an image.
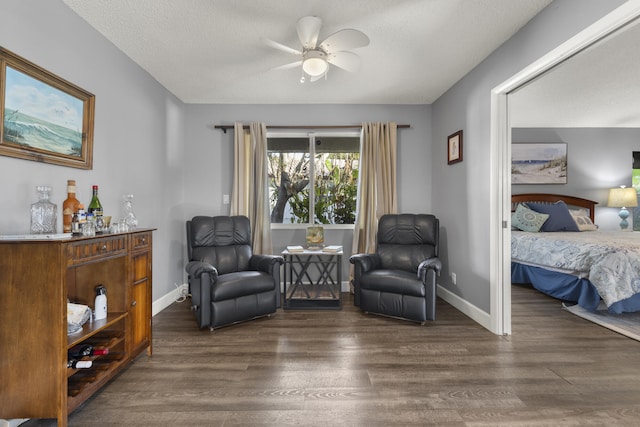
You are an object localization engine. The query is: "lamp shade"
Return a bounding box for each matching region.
[607,186,638,208]
[302,50,328,77]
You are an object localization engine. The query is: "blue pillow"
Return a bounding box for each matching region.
[526,201,580,232]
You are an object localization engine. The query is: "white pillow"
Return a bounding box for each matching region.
[572,214,598,231]
[569,208,589,217]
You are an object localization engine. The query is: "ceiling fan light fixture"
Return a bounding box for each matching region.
[265,17,369,82]
[302,50,328,76]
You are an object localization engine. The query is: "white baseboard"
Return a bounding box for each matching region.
[436,284,492,332]
[152,283,491,333]
[152,282,352,316]
[152,283,188,317]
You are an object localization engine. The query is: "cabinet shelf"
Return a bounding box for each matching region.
[67,312,128,348]
[0,229,154,427]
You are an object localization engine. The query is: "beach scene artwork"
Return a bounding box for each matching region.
[3,66,83,157]
[512,143,567,184]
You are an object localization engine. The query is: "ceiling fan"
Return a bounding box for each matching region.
[264,16,370,83]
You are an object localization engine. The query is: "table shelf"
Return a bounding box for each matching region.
[282,249,342,310]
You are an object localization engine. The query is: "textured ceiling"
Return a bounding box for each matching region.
[62,0,552,104]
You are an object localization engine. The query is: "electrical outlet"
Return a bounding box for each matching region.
[451,272,457,285]
[223,194,230,204]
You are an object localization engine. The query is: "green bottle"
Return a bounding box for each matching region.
[88,185,103,217]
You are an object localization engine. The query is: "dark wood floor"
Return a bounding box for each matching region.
[25,285,640,426]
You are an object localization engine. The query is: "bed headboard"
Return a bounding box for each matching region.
[511,193,598,223]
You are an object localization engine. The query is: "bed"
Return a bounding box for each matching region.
[511,193,640,314]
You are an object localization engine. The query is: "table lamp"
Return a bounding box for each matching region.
[608,185,638,230]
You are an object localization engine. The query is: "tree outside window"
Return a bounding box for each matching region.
[268,133,360,225]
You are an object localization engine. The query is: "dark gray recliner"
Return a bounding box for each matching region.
[350,214,442,324]
[185,216,283,330]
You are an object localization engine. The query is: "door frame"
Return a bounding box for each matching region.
[489,1,640,335]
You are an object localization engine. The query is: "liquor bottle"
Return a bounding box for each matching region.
[88,185,103,217]
[62,180,80,233]
[77,204,87,225]
[71,210,81,236]
[89,185,105,233]
[68,344,109,359]
[122,194,138,230]
[30,186,57,234]
[67,359,92,369]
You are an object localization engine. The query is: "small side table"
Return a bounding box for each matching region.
[281,247,343,310]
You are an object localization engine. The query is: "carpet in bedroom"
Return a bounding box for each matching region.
[563,302,640,342]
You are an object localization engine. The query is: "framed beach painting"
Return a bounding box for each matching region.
[0,47,95,169]
[512,143,567,184]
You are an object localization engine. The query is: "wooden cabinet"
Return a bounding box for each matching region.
[129,231,152,357]
[0,229,154,426]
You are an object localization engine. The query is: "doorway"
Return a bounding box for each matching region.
[491,3,640,335]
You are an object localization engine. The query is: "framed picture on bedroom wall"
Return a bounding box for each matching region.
[512,143,567,184]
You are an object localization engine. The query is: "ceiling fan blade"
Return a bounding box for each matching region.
[272,60,303,71]
[320,29,369,53]
[297,16,322,49]
[327,51,362,72]
[262,38,301,56]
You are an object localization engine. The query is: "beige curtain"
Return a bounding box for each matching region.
[230,122,273,254]
[351,122,398,255]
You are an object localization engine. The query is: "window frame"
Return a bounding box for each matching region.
[267,130,361,229]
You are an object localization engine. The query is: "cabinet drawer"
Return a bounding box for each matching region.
[67,235,128,265]
[131,232,151,252]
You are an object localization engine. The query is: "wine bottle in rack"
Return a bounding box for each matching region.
[67,359,92,369]
[68,344,109,359]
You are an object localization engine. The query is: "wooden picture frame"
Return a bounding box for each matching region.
[511,143,567,184]
[447,130,463,165]
[0,47,95,169]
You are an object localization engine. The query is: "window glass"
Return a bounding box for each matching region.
[268,134,360,225]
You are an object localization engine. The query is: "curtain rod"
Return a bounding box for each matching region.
[214,124,410,134]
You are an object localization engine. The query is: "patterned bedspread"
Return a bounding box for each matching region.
[512,231,640,308]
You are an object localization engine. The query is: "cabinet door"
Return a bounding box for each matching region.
[131,250,151,357]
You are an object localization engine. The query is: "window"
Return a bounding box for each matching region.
[267,132,360,225]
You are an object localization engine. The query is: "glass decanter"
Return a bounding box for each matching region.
[122,194,138,230]
[30,185,57,234]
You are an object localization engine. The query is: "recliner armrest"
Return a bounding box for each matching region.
[249,254,284,274]
[186,260,219,281]
[417,257,442,281]
[349,253,382,273]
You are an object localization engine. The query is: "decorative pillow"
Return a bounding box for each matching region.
[512,204,549,232]
[526,201,580,232]
[569,208,589,218]
[572,214,598,231]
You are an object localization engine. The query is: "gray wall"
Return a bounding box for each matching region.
[0,0,186,301]
[0,0,628,320]
[430,0,625,313]
[183,104,432,283]
[513,127,640,230]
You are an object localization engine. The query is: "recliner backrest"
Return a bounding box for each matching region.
[376,214,439,272]
[187,216,253,274]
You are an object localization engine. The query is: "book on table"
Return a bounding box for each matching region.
[286,245,304,252]
[322,245,343,253]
